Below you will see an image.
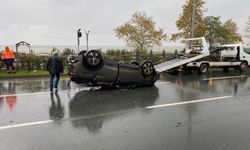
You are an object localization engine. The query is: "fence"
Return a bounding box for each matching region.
[0,51,221,71]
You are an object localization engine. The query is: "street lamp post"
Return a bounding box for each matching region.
[85,29,90,51]
[77,29,82,53]
[191,0,196,38]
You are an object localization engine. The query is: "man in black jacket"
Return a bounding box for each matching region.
[47,49,64,92]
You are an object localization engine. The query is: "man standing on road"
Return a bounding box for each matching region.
[1,46,15,73]
[47,49,64,92]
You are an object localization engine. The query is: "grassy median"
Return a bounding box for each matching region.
[0,70,50,78]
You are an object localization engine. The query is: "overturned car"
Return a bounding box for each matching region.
[67,50,158,88]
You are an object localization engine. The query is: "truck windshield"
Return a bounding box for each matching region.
[243,47,250,54]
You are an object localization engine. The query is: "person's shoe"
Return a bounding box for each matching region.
[55,88,58,91]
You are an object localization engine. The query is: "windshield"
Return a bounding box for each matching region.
[243,47,250,54]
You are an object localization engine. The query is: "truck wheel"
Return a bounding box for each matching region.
[141,61,155,76]
[198,64,208,74]
[239,62,248,72]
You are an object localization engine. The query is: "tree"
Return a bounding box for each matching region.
[204,16,242,47]
[172,0,205,41]
[204,16,221,47]
[63,48,73,56]
[246,16,250,33]
[221,19,242,44]
[114,12,167,53]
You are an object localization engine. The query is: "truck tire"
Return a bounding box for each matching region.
[198,63,208,74]
[239,62,248,72]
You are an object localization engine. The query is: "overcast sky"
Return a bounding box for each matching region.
[0,0,249,46]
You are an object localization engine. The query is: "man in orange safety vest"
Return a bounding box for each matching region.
[1,46,15,73]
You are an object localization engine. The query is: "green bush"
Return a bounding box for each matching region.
[17,54,49,71]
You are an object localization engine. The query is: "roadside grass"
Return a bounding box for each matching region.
[0,69,50,77]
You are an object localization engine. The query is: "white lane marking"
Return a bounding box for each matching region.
[202,75,247,81]
[156,81,170,85]
[0,95,233,130]
[0,120,53,130]
[146,95,233,109]
[0,91,51,98]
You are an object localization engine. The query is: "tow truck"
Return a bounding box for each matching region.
[155,37,250,74]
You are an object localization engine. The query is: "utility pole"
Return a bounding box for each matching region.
[191,0,196,38]
[77,29,82,53]
[84,29,90,51]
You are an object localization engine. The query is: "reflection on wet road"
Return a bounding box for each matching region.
[0,71,250,150]
[69,86,159,133]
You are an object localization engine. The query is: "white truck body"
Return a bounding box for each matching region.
[154,37,250,74]
[186,43,250,73]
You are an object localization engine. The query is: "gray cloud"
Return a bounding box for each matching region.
[0,0,249,45]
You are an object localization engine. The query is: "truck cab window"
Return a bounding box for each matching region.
[243,48,250,54]
[225,46,235,51]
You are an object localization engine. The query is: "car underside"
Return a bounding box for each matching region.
[67,50,158,88]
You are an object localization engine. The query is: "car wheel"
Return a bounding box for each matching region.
[83,50,103,69]
[239,62,248,72]
[141,61,155,76]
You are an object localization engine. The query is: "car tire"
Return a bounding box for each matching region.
[83,50,103,70]
[198,63,208,74]
[141,61,155,76]
[239,62,248,72]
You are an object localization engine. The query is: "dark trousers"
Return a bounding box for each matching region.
[3,59,15,70]
[50,72,60,91]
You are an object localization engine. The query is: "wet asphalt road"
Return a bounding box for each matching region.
[1,70,250,150]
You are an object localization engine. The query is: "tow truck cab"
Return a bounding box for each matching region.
[220,44,250,63]
[184,43,250,74]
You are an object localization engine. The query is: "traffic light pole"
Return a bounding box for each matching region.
[77,29,82,54]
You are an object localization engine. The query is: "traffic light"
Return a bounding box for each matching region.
[77,30,82,38]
